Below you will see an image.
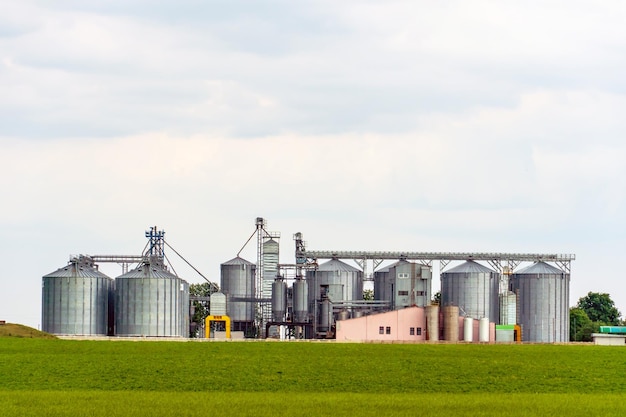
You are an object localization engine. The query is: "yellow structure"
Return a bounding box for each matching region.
[205,315,231,339]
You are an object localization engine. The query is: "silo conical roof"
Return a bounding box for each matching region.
[117,263,180,280]
[515,261,564,275]
[317,258,361,272]
[43,264,111,279]
[445,260,495,274]
[222,256,255,266]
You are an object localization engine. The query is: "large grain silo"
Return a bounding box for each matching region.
[374,261,432,309]
[42,256,113,336]
[306,258,363,333]
[441,260,499,322]
[115,260,189,337]
[307,258,363,305]
[220,256,256,332]
[509,262,570,343]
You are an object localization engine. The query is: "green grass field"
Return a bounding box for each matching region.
[1,337,625,416]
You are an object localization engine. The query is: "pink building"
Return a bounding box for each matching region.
[336,307,427,342]
[335,306,496,342]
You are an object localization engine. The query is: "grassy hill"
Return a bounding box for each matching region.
[0,323,56,339]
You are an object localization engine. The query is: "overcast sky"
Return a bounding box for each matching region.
[1,1,625,328]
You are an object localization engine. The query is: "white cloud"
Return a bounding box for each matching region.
[1,0,626,327]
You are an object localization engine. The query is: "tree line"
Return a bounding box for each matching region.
[570,292,622,342]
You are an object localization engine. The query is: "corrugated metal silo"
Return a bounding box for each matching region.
[441,260,499,322]
[41,257,113,336]
[509,262,570,343]
[220,256,256,328]
[115,261,189,337]
[307,258,363,306]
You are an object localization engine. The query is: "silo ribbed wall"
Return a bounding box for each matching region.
[220,257,256,323]
[115,265,189,337]
[510,262,570,343]
[42,263,113,336]
[441,261,499,322]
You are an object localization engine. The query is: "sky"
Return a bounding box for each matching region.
[1,0,625,329]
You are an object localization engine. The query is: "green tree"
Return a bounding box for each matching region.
[189,282,217,338]
[576,292,621,325]
[569,308,594,342]
[363,289,374,301]
[432,291,441,305]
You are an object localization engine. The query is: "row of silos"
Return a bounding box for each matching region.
[220,254,569,342]
[439,260,570,343]
[42,257,189,337]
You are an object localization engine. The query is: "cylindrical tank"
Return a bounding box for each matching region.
[42,257,113,336]
[293,279,308,322]
[443,305,459,342]
[307,258,363,305]
[509,262,570,343]
[425,305,439,341]
[271,280,287,322]
[441,260,500,323]
[220,257,256,324]
[338,310,350,321]
[319,299,333,332]
[209,292,227,316]
[115,263,189,337]
[479,317,490,342]
[500,291,517,325]
[463,317,474,342]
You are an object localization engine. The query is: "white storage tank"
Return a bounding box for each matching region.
[209,292,227,316]
[42,256,113,336]
[463,317,474,342]
[479,317,490,342]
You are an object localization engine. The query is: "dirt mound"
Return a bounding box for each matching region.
[0,323,57,339]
